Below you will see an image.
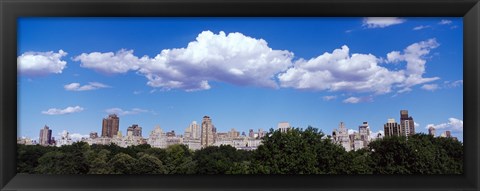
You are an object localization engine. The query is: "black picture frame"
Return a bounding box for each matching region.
[1,0,479,190]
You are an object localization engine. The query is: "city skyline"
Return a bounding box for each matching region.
[18,17,463,142]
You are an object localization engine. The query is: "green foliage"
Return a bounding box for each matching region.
[16,128,463,175]
[108,153,136,174]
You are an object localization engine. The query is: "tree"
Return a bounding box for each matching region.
[35,150,88,174]
[165,144,196,174]
[133,154,167,174]
[109,153,137,174]
[194,145,249,174]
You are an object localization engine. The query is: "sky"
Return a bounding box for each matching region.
[17,17,463,142]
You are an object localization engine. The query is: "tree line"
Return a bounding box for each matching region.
[17,126,463,174]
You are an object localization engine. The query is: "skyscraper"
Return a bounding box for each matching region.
[428,126,436,136]
[185,121,200,139]
[127,124,142,137]
[201,116,214,148]
[384,118,401,137]
[102,114,119,138]
[39,125,52,146]
[358,122,370,147]
[333,122,351,151]
[400,110,415,136]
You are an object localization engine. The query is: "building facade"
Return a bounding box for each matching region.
[127,124,142,137]
[428,126,436,136]
[384,118,401,137]
[400,110,415,136]
[277,122,291,133]
[39,125,52,146]
[201,116,215,148]
[102,114,119,138]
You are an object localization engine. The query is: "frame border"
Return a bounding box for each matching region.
[1,0,479,190]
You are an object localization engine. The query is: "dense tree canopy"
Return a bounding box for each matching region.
[17,127,463,175]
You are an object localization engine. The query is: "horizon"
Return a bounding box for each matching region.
[17,17,463,142]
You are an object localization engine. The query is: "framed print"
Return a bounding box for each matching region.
[1,0,479,190]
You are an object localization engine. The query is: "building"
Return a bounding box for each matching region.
[249,129,255,138]
[357,122,370,149]
[102,114,119,138]
[201,116,215,148]
[228,128,240,138]
[89,132,98,139]
[39,125,52,146]
[277,122,291,133]
[184,121,200,139]
[148,125,167,148]
[332,122,352,151]
[127,124,142,137]
[56,130,73,147]
[428,126,436,136]
[384,118,401,137]
[400,110,415,136]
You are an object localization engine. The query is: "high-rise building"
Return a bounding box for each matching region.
[39,125,52,146]
[201,116,215,148]
[277,122,291,133]
[400,110,415,136]
[185,121,200,139]
[384,118,401,137]
[358,122,370,148]
[228,128,240,138]
[102,114,119,138]
[127,124,142,137]
[333,122,351,151]
[428,126,436,136]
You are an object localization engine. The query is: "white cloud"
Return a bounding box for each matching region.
[322,95,337,101]
[444,80,463,88]
[133,91,142,95]
[105,108,149,116]
[42,106,84,115]
[362,17,405,28]
[343,97,360,104]
[18,50,68,76]
[64,82,110,91]
[370,130,384,139]
[414,122,420,127]
[342,96,373,104]
[73,49,140,74]
[387,38,440,92]
[69,133,89,140]
[421,84,439,91]
[425,118,463,132]
[278,45,406,95]
[413,25,430,30]
[438,19,452,25]
[74,31,294,92]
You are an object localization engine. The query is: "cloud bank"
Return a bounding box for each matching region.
[362,17,406,28]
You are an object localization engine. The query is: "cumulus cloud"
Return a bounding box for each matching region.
[105,108,149,116]
[74,31,293,91]
[370,130,385,139]
[73,49,140,74]
[278,45,406,95]
[18,50,68,76]
[414,122,420,127]
[386,38,440,92]
[64,82,110,91]
[421,84,439,91]
[438,19,452,25]
[425,118,463,132]
[413,25,430,30]
[42,106,84,115]
[362,17,405,28]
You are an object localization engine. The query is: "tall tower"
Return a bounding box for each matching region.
[39,125,52,146]
[400,110,415,136]
[201,116,214,148]
[102,114,120,138]
[127,124,142,137]
[384,118,401,137]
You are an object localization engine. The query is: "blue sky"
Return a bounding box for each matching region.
[17,17,463,141]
